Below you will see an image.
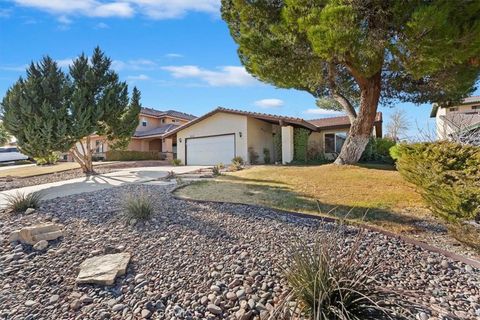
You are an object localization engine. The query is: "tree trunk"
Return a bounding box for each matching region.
[70,138,95,175]
[334,72,382,165]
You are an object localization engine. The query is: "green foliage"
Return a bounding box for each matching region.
[274,228,404,319]
[34,152,60,165]
[293,128,310,162]
[263,147,271,164]
[395,142,480,221]
[6,191,43,213]
[273,130,282,163]
[106,150,165,161]
[0,122,10,146]
[123,193,154,221]
[172,158,182,166]
[360,138,396,163]
[2,58,75,159]
[248,147,259,164]
[1,47,141,173]
[212,165,221,176]
[230,156,244,171]
[222,0,480,163]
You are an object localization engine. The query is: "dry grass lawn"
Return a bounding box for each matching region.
[0,162,112,178]
[176,164,433,234]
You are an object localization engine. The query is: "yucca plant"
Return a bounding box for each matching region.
[5,191,43,213]
[273,226,410,320]
[123,193,155,220]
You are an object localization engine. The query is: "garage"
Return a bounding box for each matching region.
[186,134,235,165]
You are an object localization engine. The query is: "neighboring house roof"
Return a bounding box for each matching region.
[165,107,382,138]
[430,96,480,117]
[133,124,180,138]
[140,107,197,121]
[307,113,382,130]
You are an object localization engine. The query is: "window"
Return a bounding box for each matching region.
[472,105,480,110]
[324,132,347,153]
[449,107,458,112]
[172,119,178,123]
[141,118,147,127]
[95,141,104,153]
[161,119,165,123]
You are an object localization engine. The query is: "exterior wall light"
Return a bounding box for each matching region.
[239,132,242,138]
[179,138,182,143]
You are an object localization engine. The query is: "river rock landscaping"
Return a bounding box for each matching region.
[0,184,479,320]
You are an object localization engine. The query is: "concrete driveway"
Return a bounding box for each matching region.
[0,166,208,208]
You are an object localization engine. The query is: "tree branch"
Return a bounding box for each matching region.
[327,63,357,123]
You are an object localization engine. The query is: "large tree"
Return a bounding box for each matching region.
[2,47,141,173]
[221,0,480,164]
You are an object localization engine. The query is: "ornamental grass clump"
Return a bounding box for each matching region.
[273,226,410,320]
[123,193,155,221]
[6,191,43,213]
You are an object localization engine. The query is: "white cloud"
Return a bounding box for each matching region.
[56,58,73,68]
[254,99,284,109]
[0,64,29,72]
[12,0,219,20]
[162,65,258,87]
[112,59,157,71]
[95,22,109,29]
[165,53,183,58]
[303,108,343,116]
[127,74,150,81]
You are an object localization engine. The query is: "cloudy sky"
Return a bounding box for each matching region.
[1,0,476,138]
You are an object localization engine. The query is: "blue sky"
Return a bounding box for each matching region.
[1,0,478,139]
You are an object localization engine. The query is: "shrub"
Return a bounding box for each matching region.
[360,137,396,163]
[293,127,309,162]
[34,152,60,165]
[212,165,221,176]
[248,147,259,164]
[6,191,43,213]
[232,156,244,165]
[273,226,406,319]
[263,148,271,164]
[172,158,182,166]
[395,141,480,221]
[123,193,154,220]
[106,150,166,161]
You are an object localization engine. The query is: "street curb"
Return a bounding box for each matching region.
[171,183,480,269]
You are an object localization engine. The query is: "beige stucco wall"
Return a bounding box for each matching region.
[137,115,162,132]
[176,112,248,165]
[247,117,274,164]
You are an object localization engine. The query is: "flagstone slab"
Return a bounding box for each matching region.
[9,223,64,245]
[76,253,131,285]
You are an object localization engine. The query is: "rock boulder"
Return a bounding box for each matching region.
[76,253,131,285]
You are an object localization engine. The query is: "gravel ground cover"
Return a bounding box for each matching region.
[0,184,479,320]
[0,161,169,191]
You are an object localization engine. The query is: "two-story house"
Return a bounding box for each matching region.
[89,107,196,160]
[431,96,480,144]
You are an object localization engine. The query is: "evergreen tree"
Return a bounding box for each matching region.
[2,58,73,163]
[0,122,11,146]
[68,47,141,173]
[221,0,480,164]
[1,47,141,173]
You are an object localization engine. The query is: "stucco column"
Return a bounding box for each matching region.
[281,125,294,164]
[162,138,173,153]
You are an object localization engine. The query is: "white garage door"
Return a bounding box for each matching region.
[186,134,235,165]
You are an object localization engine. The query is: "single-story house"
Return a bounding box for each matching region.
[165,107,382,165]
[84,107,196,160]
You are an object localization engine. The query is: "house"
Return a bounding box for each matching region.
[431,96,480,143]
[88,107,196,160]
[166,107,382,165]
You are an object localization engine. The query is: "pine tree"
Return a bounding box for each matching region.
[221,0,480,164]
[2,57,73,162]
[1,47,141,173]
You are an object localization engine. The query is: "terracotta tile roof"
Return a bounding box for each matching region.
[308,112,382,129]
[164,107,319,137]
[140,107,197,121]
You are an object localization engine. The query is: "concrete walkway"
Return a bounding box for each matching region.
[0,166,208,208]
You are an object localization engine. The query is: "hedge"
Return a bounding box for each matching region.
[360,137,396,163]
[393,141,480,221]
[105,150,166,161]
